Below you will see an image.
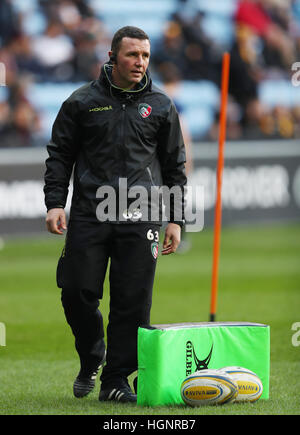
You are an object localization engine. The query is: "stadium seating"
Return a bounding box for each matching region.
[88,0,237,47]
[27,82,85,138]
[0,86,8,103]
[4,0,299,143]
[259,80,300,108]
[169,80,220,138]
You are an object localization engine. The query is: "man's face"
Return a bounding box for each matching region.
[109,37,150,89]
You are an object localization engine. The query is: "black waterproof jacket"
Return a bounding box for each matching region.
[44,63,187,225]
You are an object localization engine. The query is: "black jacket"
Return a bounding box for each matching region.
[44,63,187,225]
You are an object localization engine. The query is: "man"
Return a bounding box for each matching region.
[44,26,186,404]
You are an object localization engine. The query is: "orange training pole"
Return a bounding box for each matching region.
[209,52,230,322]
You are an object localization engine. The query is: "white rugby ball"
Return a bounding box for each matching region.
[180,369,238,407]
[219,366,263,403]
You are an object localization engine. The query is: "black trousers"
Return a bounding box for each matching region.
[57,220,160,387]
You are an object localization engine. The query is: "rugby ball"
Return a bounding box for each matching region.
[219,366,263,403]
[180,369,238,407]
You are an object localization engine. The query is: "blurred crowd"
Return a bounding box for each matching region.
[0,0,300,148]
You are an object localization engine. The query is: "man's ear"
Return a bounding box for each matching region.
[108,50,117,64]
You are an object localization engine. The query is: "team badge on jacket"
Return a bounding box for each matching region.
[151,242,158,259]
[138,103,152,119]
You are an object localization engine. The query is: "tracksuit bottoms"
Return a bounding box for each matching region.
[57,220,160,387]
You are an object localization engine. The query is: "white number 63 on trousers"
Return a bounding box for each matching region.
[147,229,159,242]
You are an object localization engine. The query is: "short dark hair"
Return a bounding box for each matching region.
[111,26,150,56]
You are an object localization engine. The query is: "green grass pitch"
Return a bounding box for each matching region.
[0,222,299,415]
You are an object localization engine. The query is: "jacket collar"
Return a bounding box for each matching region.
[99,62,151,100]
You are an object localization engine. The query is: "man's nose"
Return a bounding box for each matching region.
[135,55,143,66]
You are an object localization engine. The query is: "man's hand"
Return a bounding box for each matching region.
[162,223,181,255]
[46,208,67,235]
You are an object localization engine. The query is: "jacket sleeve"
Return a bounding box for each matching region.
[157,101,187,226]
[44,98,79,211]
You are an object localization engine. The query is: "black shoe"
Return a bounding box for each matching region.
[99,378,137,403]
[73,352,106,398]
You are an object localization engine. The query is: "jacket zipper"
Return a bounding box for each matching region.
[120,103,127,177]
[146,166,155,187]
